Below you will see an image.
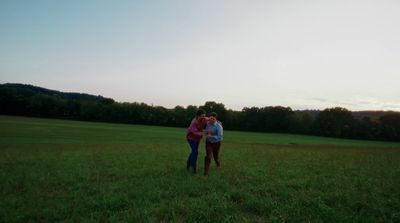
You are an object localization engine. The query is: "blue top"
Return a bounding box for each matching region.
[205,121,223,143]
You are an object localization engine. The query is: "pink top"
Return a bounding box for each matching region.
[186,117,208,142]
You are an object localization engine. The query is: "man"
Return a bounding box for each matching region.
[186,109,208,173]
[204,112,223,176]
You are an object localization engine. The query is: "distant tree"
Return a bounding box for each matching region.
[312,107,356,138]
[0,86,18,114]
[242,107,261,131]
[171,106,187,127]
[223,109,243,130]
[100,98,115,105]
[1,83,400,142]
[200,101,228,124]
[260,106,294,132]
[27,94,63,118]
[240,106,294,132]
[379,114,400,141]
[125,103,143,124]
[80,102,103,121]
[289,112,314,134]
[149,106,171,126]
[64,100,81,119]
[183,105,199,126]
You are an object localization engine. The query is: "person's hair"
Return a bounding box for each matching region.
[196,109,206,117]
[210,112,217,118]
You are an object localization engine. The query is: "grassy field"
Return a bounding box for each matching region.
[0,115,399,222]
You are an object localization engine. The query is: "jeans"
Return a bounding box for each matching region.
[187,140,199,169]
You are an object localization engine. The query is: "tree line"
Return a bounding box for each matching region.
[1,83,399,141]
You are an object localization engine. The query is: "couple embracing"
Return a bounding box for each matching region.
[186,109,223,176]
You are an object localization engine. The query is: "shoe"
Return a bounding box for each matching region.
[216,161,220,167]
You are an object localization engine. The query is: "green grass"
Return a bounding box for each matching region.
[0,115,399,222]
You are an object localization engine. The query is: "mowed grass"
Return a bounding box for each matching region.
[0,116,399,222]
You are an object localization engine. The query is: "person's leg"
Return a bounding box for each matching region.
[212,142,221,167]
[187,141,191,170]
[191,141,199,173]
[204,143,213,175]
[187,140,198,171]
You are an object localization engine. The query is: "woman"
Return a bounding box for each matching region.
[204,112,223,175]
[186,109,208,173]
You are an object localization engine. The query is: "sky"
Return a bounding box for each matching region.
[1,0,399,111]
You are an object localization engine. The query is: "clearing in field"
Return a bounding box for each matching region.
[0,116,399,222]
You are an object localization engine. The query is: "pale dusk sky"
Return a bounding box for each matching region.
[1,0,399,111]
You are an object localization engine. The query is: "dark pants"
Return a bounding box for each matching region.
[187,140,199,171]
[204,141,221,175]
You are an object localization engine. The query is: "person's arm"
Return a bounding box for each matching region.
[188,119,203,136]
[202,117,209,129]
[211,123,223,141]
[218,124,223,140]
